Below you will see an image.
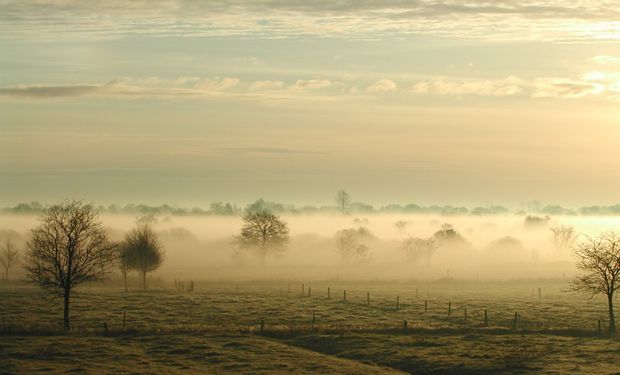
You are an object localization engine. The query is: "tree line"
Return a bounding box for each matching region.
[6,197,620,216]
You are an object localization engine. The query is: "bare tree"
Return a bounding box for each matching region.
[335,190,351,214]
[25,200,116,330]
[123,223,164,290]
[402,236,438,265]
[550,225,578,253]
[0,239,19,280]
[235,211,289,265]
[335,227,371,262]
[569,232,620,334]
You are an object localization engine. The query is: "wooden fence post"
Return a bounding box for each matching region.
[448,302,451,316]
[403,320,408,332]
[512,312,518,330]
[367,292,370,305]
[396,296,400,310]
[464,308,467,321]
[344,290,347,301]
[598,319,602,335]
[103,322,108,334]
[302,284,305,297]
[538,288,542,299]
[424,300,428,313]
[308,286,311,297]
[328,287,331,299]
[312,312,316,329]
[484,309,488,326]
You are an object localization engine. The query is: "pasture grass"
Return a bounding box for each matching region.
[1,279,619,374]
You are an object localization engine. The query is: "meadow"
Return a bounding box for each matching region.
[2,279,619,374]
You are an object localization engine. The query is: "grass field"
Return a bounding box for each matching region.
[1,279,619,374]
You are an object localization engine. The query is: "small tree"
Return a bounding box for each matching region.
[335,227,372,262]
[569,232,620,334]
[402,236,437,265]
[0,239,19,280]
[550,225,578,253]
[235,211,289,265]
[123,223,164,290]
[25,200,116,330]
[335,190,351,214]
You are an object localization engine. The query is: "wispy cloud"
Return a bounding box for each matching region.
[0,84,100,98]
[531,77,605,98]
[2,73,619,102]
[291,79,332,90]
[1,1,619,42]
[592,55,620,65]
[409,77,523,97]
[366,79,397,94]
[0,77,339,101]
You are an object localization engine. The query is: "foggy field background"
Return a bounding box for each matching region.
[3,211,620,374]
[3,212,620,282]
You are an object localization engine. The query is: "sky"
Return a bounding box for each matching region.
[1,0,619,208]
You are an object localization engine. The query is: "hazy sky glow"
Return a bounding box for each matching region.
[1,0,619,207]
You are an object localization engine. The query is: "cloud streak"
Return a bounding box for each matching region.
[1,0,619,42]
[2,73,619,102]
[223,147,329,156]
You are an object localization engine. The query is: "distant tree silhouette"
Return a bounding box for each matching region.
[524,215,550,228]
[402,236,437,264]
[235,211,289,265]
[484,236,528,260]
[335,227,372,262]
[0,238,19,280]
[433,224,465,243]
[335,190,351,214]
[123,223,164,290]
[25,200,116,330]
[393,220,410,232]
[209,201,236,215]
[569,232,620,334]
[550,225,578,253]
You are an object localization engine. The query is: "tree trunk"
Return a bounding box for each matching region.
[122,267,128,292]
[608,293,616,334]
[259,245,266,266]
[142,271,147,290]
[63,287,71,331]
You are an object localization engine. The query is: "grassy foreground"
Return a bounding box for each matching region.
[1,280,619,374]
